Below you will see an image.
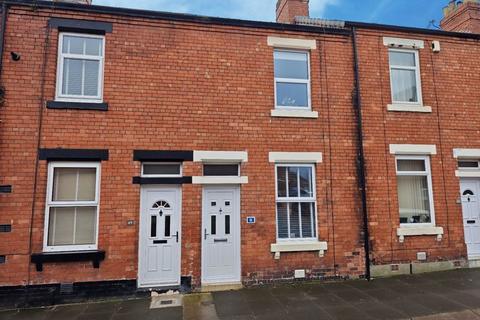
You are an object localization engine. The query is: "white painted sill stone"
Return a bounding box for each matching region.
[387,104,432,113]
[270,241,328,259]
[397,226,444,243]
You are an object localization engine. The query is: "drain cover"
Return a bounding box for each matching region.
[150,294,183,309]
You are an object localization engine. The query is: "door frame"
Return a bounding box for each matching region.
[137,185,182,288]
[201,185,241,284]
[460,177,480,260]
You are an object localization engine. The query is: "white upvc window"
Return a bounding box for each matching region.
[274,50,311,109]
[56,33,105,103]
[275,164,317,241]
[388,49,422,105]
[141,162,182,178]
[395,156,435,226]
[44,162,101,252]
[458,160,480,170]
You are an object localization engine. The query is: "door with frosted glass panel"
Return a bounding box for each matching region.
[138,187,181,287]
[202,186,240,284]
[460,179,480,259]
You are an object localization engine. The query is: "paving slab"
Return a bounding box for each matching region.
[1,269,480,320]
[413,310,480,320]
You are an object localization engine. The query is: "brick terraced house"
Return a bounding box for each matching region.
[0,0,480,307]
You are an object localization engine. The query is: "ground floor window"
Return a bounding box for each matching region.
[395,156,435,225]
[275,164,317,240]
[44,162,100,251]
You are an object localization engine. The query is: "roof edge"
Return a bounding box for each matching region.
[3,1,480,40]
[346,21,480,40]
[4,0,350,36]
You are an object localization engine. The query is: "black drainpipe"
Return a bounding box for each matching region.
[351,26,371,281]
[0,2,8,85]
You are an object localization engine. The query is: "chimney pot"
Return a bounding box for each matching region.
[276,0,310,24]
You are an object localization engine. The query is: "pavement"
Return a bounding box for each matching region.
[2,268,480,319]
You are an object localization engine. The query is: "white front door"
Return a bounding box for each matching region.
[138,186,181,288]
[202,186,241,284]
[460,178,480,259]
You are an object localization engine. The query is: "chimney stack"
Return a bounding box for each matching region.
[276,0,310,24]
[441,0,480,33]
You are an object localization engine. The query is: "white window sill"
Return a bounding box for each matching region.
[192,176,248,185]
[55,97,104,104]
[387,104,432,113]
[397,226,444,243]
[271,109,318,119]
[270,241,328,259]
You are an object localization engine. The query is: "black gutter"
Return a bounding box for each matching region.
[351,27,371,281]
[346,20,480,40]
[0,2,8,84]
[6,0,480,40]
[4,0,350,36]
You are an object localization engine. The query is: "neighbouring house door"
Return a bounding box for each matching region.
[202,186,241,284]
[460,178,480,259]
[138,186,181,288]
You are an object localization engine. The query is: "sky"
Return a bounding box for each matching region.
[92,0,445,30]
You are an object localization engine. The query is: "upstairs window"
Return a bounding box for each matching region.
[45,162,100,252]
[396,156,434,226]
[275,164,317,240]
[56,33,105,102]
[388,49,422,105]
[274,50,310,109]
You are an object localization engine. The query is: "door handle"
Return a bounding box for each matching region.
[175,231,179,243]
[204,228,209,240]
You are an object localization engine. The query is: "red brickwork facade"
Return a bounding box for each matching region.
[0,4,364,288]
[0,0,478,290]
[356,28,479,267]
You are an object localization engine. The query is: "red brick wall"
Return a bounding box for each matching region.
[356,28,477,266]
[0,6,364,287]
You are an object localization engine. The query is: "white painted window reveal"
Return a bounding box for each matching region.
[274,50,311,110]
[395,156,435,227]
[56,33,105,103]
[44,162,101,252]
[275,164,317,241]
[388,49,424,108]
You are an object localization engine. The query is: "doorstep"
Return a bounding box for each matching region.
[469,257,480,269]
[200,282,243,293]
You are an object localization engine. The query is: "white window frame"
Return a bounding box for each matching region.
[43,162,101,252]
[457,160,480,170]
[274,163,318,242]
[388,48,423,106]
[395,155,435,227]
[202,163,240,177]
[274,49,311,110]
[141,162,183,178]
[56,32,105,103]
